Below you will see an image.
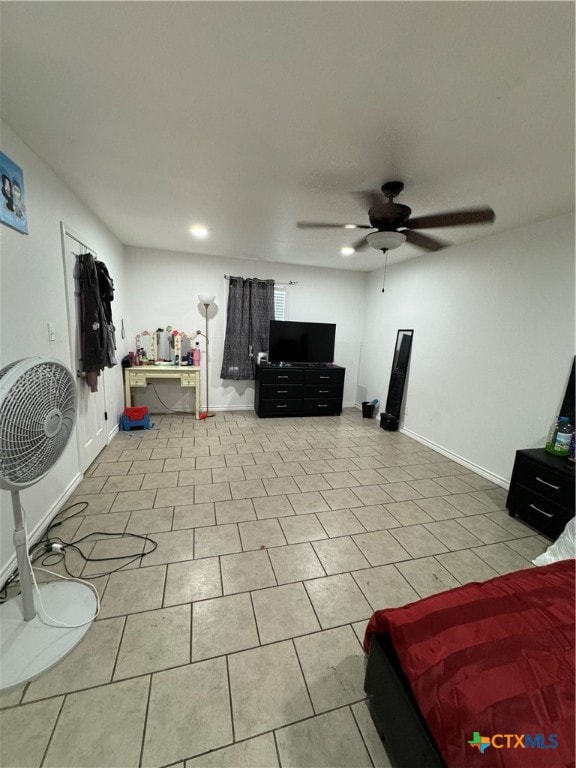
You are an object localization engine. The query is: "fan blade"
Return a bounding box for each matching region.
[402,229,447,252]
[405,206,495,229]
[297,222,371,230]
[349,235,370,251]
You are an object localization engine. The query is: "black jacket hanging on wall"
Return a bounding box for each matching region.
[78,253,116,389]
[95,259,117,368]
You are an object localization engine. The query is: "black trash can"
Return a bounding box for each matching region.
[380,412,399,431]
[362,401,375,418]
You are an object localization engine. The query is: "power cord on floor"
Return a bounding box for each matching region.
[147,383,196,415]
[0,500,158,603]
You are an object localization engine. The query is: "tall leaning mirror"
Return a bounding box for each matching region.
[383,329,414,429]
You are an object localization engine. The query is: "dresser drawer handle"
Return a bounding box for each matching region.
[277,375,288,379]
[318,404,328,408]
[276,404,287,408]
[535,476,560,490]
[319,390,329,393]
[529,504,553,518]
[277,390,288,393]
[319,376,329,379]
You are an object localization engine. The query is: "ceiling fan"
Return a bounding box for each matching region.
[297,181,495,254]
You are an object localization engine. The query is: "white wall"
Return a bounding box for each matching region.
[123,246,366,412]
[0,121,127,580]
[359,212,575,485]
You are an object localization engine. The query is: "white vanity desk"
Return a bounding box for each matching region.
[125,330,202,418]
[124,365,201,418]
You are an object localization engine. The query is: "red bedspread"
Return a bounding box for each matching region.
[364,559,575,768]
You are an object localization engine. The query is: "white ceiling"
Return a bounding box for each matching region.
[1,2,574,271]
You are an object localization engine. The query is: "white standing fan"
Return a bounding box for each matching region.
[0,357,97,690]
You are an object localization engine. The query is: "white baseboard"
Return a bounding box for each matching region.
[399,426,509,490]
[148,403,361,414]
[0,472,83,588]
[200,404,360,413]
[209,404,255,412]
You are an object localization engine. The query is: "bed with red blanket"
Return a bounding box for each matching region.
[363,559,575,768]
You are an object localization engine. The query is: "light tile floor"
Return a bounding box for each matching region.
[0,409,549,768]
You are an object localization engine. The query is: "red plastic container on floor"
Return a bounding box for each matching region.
[123,406,149,421]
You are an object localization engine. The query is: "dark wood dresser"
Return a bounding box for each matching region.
[254,363,345,417]
[506,448,575,539]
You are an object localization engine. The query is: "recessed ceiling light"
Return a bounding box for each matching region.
[190,225,209,239]
[341,247,355,256]
[344,224,357,229]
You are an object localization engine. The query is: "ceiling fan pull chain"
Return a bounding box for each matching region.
[381,250,389,294]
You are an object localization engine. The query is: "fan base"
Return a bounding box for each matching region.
[0,580,97,691]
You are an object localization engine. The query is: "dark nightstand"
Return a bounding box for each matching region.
[506,448,575,539]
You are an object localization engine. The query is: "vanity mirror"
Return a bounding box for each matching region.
[135,331,155,363]
[133,328,204,366]
[178,332,191,363]
[177,331,205,366]
[155,329,177,362]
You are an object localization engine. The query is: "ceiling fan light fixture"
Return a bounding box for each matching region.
[341,247,355,256]
[366,231,406,251]
[344,224,357,229]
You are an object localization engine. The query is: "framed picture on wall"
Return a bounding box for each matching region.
[0,151,28,234]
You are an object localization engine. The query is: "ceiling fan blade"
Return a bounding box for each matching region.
[402,229,447,252]
[405,206,495,229]
[297,222,371,230]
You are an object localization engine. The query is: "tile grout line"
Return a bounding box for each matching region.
[110,614,129,682]
[159,562,169,609]
[290,637,316,716]
[138,674,153,768]
[224,654,236,744]
[189,601,194,666]
[272,728,283,768]
[349,702,378,768]
[299,577,324,633]
[248,591,262,646]
[39,690,66,767]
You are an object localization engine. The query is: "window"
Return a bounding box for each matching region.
[274,286,287,320]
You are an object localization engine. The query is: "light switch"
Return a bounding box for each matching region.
[47,322,56,342]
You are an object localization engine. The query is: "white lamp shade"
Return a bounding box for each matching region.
[366,231,406,251]
[198,294,215,305]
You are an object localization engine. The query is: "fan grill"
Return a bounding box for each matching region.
[0,360,76,489]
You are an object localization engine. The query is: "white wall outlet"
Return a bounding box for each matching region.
[47,322,56,342]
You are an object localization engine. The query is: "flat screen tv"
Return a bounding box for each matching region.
[268,320,336,364]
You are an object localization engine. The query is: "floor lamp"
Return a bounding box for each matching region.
[198,294,215,418]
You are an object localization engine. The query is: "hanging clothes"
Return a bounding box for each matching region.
[78,252,116,391]
[95,259,117,367]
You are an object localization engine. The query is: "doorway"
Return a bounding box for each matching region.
[60,223,108,472]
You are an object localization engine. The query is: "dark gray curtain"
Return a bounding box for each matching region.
[220,276,275,380]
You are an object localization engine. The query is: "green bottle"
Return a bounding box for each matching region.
[546,416,573,456]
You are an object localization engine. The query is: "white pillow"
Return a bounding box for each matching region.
[532,517,575,565]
